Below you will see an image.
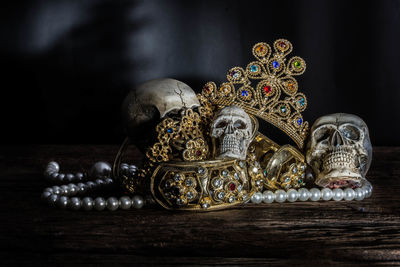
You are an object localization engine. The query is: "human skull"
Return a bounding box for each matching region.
[306,113,372,189]
[211,106,253,160]
[122,78,199,152]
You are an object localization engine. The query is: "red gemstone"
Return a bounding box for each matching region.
[204,85,210,92]
[279,41,286,48]
[196,150,202,156]
[264,85,272,94]
[229,183,236,191]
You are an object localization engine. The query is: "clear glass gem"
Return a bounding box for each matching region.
[239,161,245,168]
[252,167,258,173]
[217,191,225,199]
[213,178,222,187]
[228,196,235,203]
[185,178,193,187]
[255,180,261,186]
[174,173,182,182]
[234,172,240,180]
[187,191,194,200]
[198,167,205,175]
[176,198,184,206]
[237,185,242,192]
[284,177,291,183]
[292,167,298,174]
[222,170,228,177]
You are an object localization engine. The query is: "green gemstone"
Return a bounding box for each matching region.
[263,170,268,177]
[294,61,301,68]
[298,178,303,184]
[280,105,287,113]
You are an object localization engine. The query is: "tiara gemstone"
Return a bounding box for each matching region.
[297,118,303,125]
[299,97,305,107]
[250,65,258,72]
[167,128,174,133]
[255,44,267,56]
[241,90,249,97]
[280,105,287,113]
[294,61,301,68]
[230,70,241,79]
[273,61,280,69]
[264,85,272,94]
[278,41,286,49]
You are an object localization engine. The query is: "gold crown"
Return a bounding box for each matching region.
[201,39,309,148]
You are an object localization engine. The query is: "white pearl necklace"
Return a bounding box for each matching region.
[42,161,373,210]
[250,183,373,204]
[42,161,145,211]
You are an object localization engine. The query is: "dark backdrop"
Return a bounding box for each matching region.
[1,0,400,146]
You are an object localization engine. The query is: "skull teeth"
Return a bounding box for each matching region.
[221,135,240,154]
[322,148,356,171]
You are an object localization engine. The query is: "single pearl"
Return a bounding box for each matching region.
[57,173,65,181]
[82,197,94,211]
[41,191,52,201]
[119,196,132,210]
[44,187,53,194]
[95,179,105,186]
[128,165,137,176]
[60,185,69,195]
[51,186,61,195]
[343,188,355,201]
[251,192,263,204]
[86,181,96,190]
[363,183,373,198]
[309,188,321,201]
[90,162,112,179]
[287,189,298,202]
[65,173,74,182]
[94,197,106,211]
[332,188,344,201]
[77,183,87,194]
[50,172,59,181]
[68,184,78,196]
[132,195,144,209]
[275,190,287,203]
[69,197,81,210]
[47,194,59,206]
[354,188,365,201]
[75,172,84,181]
[321,188,333,201]
[262,191,275,203]
[120,163,129,175]
[57,196,69,209]
[46,161,60,173]
[298,188,310,201]
[104,178,114,185]
[107,197,119,211]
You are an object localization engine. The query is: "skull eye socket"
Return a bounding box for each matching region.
[341,125,360,141]
[215,120,228,128]
[313,127,332,143]
[234,120,246,129]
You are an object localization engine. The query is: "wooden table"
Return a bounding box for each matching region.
[1,145,399,265]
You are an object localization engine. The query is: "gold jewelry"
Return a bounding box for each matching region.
[200,39,308,148]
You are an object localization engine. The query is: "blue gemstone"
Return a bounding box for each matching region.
[297,118,303,125]
[241,90,248,97]
[299,98,305,106]
[250,65,258,72]
[273,61,280,68]
[167,128,173,133]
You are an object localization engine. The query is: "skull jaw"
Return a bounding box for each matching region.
[217,150,247,160]
[316,168,364,189]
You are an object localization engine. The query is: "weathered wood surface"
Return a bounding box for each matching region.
[0,145,399,266]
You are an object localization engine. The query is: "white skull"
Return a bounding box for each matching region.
[211,106,253,160]
[306,113,372,188]
[122,78,200,151]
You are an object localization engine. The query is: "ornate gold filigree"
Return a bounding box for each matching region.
[201,39,309,148]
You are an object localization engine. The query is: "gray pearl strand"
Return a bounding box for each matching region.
[250,181,373,204]
[41,161,145,211]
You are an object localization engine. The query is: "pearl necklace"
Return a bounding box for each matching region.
[42,161,145,211]
[41,161,373,210]
[250,183,373,204]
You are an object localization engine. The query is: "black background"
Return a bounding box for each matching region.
[1,0,400,146]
